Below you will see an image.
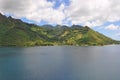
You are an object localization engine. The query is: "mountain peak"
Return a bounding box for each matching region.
[71,24,83,27]
[0,13,2,16]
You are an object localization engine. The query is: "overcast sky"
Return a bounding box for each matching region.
[0,0,120,40]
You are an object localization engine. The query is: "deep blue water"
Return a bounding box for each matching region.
[0,45,120,80]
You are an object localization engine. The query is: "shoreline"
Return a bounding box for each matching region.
[0,44,120,48]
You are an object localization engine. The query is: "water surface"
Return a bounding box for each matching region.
[0,45,120,80]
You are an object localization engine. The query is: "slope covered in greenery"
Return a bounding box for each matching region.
[0,13,119,46]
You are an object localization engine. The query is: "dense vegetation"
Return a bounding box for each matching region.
[0,13,119,46]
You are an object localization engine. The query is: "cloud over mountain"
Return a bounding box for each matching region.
[0,0,65,24]
[65,0,120,27]
[0,0,120,26]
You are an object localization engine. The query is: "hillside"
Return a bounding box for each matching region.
[0,13,119,46]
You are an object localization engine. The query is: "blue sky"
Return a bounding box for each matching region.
[0,0,120,40]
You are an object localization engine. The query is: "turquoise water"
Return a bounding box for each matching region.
[0,45,120,80]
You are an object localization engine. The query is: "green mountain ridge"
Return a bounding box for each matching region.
[0,13,119,46]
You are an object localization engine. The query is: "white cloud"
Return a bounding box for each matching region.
[105,24,120,30]
[0,0,65,24]
[0,0,120,26]
[84,20,103,27]
[65,0,120,26]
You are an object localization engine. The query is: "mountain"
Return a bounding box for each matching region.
[0,13,119,46]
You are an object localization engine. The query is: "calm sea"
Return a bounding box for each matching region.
[0,45,120,80]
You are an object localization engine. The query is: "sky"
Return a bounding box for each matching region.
[0,0,120,40]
